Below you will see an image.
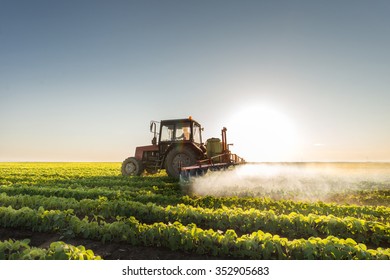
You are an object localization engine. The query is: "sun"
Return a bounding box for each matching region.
[226,105,298,162]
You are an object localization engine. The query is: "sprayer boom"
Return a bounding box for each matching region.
[180,151,245,180]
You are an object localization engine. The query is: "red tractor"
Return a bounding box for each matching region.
[121,117,245,180]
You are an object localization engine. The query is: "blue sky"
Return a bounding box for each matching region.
[1,0,389,162]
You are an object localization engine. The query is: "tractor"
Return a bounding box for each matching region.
[121,117,245,180]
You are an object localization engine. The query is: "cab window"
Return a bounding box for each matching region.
[193,124,202,144]
[160,124,174,141]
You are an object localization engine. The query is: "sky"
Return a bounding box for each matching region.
[0,0,389,162]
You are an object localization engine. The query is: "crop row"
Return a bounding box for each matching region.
[0,205,389,260]
[0,184,181,205]
[0,177,178,195]
[0,193,389,246]
[0,238,101,260]
[182,196,390,223]
[1,183,389,223]
[329,189,390,207]
[0,163,175,190]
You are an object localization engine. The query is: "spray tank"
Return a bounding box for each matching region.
[180,127,245,181]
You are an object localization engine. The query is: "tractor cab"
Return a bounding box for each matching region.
[155,118,203,156]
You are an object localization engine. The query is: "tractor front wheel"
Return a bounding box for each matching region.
[121,157,144,176]
[165,147,197,180]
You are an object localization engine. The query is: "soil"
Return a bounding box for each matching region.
[0,228,220,260]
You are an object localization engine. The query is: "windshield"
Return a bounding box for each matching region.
[160,121,202,143]
[175,123,191,140]
[160,122,191,141]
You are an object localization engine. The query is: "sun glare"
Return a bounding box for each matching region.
[226,105,298,162]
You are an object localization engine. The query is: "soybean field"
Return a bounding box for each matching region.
[0,162,389,260]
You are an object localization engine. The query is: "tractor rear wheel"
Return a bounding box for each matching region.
[165,146,197,180]
[121,157,144,176]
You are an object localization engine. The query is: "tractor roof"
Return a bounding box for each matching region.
[160,117,200,126]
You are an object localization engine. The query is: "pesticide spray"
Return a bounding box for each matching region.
[187,163,390,202]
